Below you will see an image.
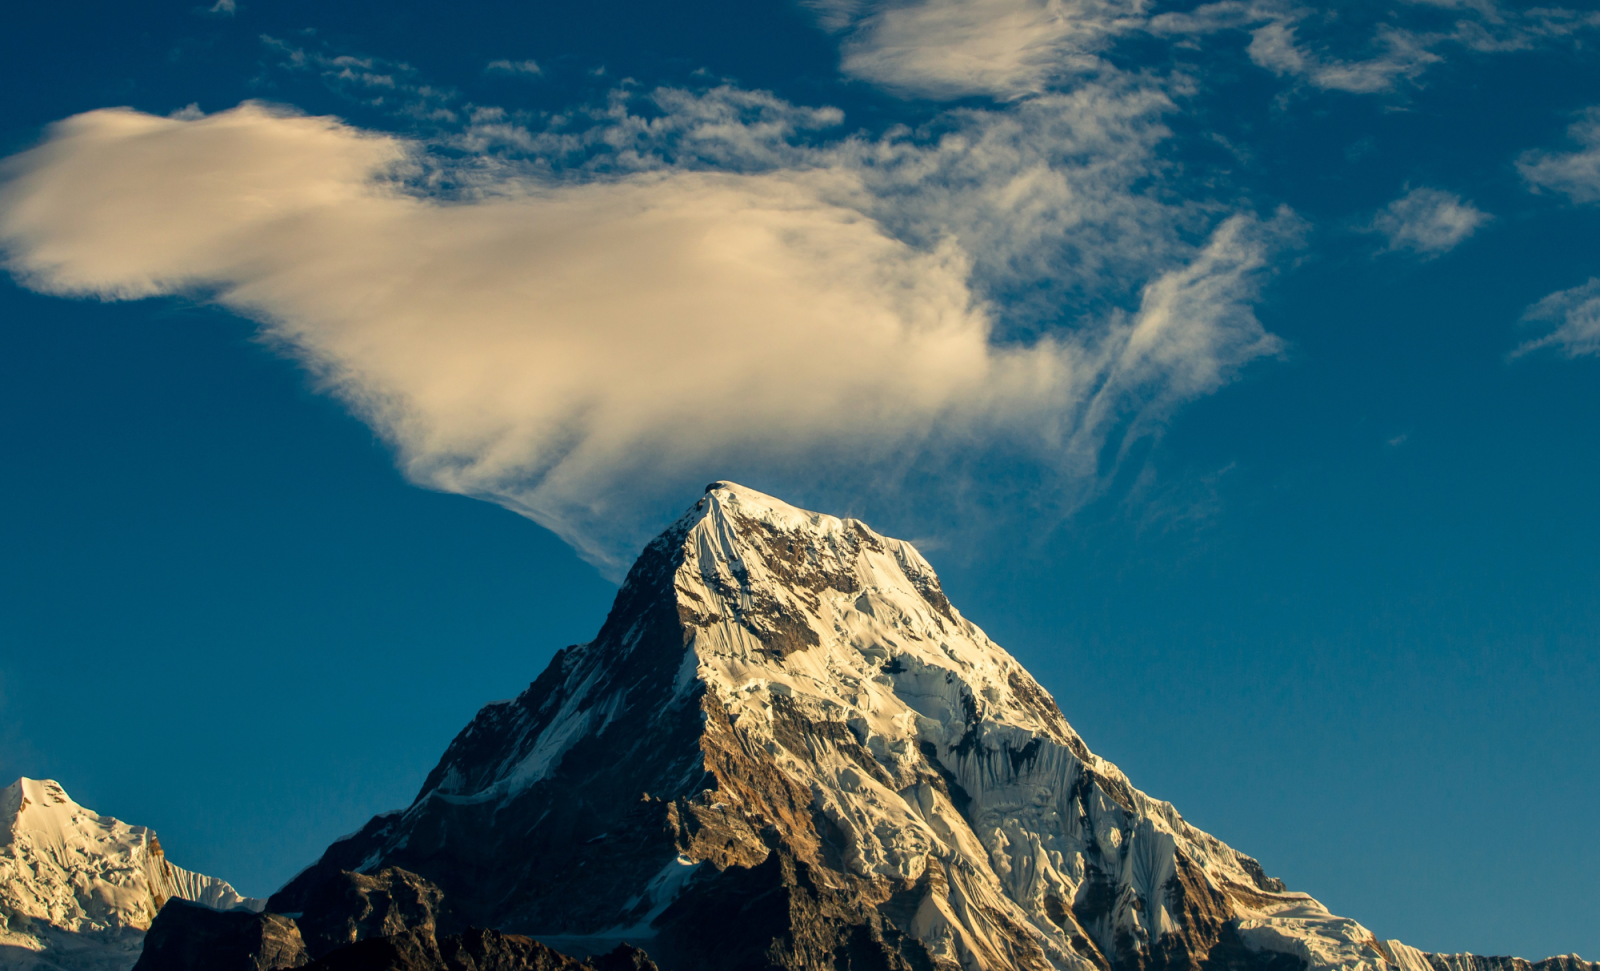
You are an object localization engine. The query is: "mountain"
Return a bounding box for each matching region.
[239,484,1598,971]
[0,777,263,971]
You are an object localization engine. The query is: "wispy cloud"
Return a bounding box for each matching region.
[816,0,1600,104]
[1224,14,1441,94]
[0,102,1290,570]
[1519,107,1600,203]
[825,0,1147,100]
[262,36,459,124]
[1369,187,1490,256]
[449,77,1199,328]
[484,58,542,77]
[1150,0,1599,95]
[1514,108,1600,362]
[1511,278,1600,359]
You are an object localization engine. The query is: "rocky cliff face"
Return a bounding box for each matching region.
[0,777,263,971]
[272,482,1550,971]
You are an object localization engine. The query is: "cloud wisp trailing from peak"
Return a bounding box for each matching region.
[0,103,1289,570]
[1369,187,1490,256]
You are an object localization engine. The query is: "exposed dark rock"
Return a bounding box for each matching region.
[589,944,662,971]
[295,868,460,960]
[651,848,926,971]
[132,899,308,971]
[297,929,655,971]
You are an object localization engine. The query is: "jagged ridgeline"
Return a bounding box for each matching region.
[17,484,1592,971]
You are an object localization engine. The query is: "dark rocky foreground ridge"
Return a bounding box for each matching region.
[130,867,656,971]
[126,483,1597,971]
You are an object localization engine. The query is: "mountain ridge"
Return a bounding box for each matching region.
[269,481,1580,971]
[9,483,1589,971]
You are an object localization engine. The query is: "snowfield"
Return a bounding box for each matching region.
[0,778,261,971]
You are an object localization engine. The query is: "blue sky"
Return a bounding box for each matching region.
[1,0,1598,960]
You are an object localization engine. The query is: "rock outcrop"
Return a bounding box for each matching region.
[129,901,307,971]
[295,868,459,962]
[126,867,649,971]
[297,929,653,971]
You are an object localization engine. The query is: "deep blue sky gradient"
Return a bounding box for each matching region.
[1,0,1597,961]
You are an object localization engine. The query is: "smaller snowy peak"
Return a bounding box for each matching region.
[1,778,262,971]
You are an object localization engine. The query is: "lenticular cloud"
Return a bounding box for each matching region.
[0,103,1280,571]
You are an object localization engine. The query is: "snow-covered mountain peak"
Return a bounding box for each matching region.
[3,778,81,844]
[0,777,263,971]
[277,487,1591,971]
[671,479,1088,763]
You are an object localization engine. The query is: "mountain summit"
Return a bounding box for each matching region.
[0,777,263,971]
[271,483,1584,971]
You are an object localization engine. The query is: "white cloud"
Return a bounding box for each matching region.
[263,37,459,123]
[485,59,542,76]
[1150,4,1440,93]
[1430,2,1600,52]
[453,85,844,174]
[849,83,1193,323]
[1150,1,1598,95]
[207,0,236,14]
[451,79,1187,329]
[1513,109,1600,364]
[829,0,1147,100]
[1519,107,1600,203]
[819,0,1599,103]
[1369,187,1490,256]
[0,103,1288,570]
[1511,278,1600,360]
[1192,12,1443,94]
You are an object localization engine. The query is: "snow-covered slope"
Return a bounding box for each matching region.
[0,778,263,971]
[273,483,1590,971]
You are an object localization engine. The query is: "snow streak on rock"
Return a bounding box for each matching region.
[274,484,1594,971]
[0,778,263,971]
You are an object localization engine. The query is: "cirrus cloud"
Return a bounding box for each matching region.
[1369,186,1490,256]
[1519,107,1600,203]
[1511,278,1600,360]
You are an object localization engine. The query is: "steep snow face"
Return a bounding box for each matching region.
[0,778,263,971]
[669,484,1393,971]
